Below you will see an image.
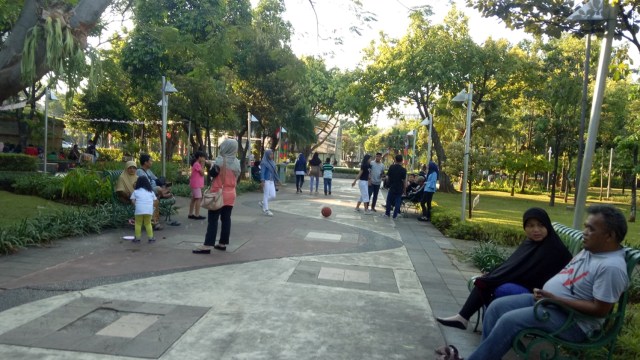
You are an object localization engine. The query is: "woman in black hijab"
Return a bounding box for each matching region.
[436,207,572,330]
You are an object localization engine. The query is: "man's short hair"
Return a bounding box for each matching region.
[586,205,627,243]
[139,153,151,166]
[376,152,382,156]
[395,154,403,162]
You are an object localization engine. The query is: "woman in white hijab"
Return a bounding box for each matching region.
[193,139,241,253]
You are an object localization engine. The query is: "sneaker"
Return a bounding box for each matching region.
[329,192,331,195]
[132,238,141,243]
[258,201,263,208]
[354,208,361,212]
[364,210,373,215]
[264,210,274,216]
[148,238,156,243]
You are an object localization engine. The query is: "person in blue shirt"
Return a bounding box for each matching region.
[260,149,280,216]
[418,161,438,222]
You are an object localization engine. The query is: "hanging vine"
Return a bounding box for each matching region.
[20,11,101,102]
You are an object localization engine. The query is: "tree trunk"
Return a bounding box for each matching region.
[0,0,113,103]
[549,137,561,207]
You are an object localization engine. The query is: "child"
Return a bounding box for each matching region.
[189,151,206,219]
[130,176,158,243]
[322,157,334,195]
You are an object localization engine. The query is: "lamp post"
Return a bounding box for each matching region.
[421,116,432,162]
[160,76,178,177]
[452,83,473,222]
[43,88,58,173]
[572,1,617,229]
[407,129,417,171]
[247,112,259,167]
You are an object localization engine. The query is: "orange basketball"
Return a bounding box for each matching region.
[321,206,332,217]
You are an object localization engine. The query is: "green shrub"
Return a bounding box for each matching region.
[0,171,32,191]
[61,169,112,204]
[431,208,459,232]
[0,153,38,171]
[171,183,191,197]
[12,173,61,198]
[445,221,486,241]
[237,179,260,193]
[468,241,508,272]
[482,225,524,247]
[0,202,133,255]
[96,148,123,162]
[614,303,640,359]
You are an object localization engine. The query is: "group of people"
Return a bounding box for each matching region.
[435,205,629,360]
[294,152,335,196]
[115,154,175,242]
[178,142,630,360]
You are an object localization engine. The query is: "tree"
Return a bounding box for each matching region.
[0,0,113,104]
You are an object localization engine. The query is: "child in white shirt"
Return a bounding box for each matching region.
[130,176,158,243]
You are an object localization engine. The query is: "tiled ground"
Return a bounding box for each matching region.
[287,260,399,293]
[0,297,209,359]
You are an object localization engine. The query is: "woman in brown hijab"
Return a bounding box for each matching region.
[116,161,138,204]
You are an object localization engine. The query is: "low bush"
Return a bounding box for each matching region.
[445,221,486,241]
[0,171,32,191]
[468,241,508,272]
[62,169,112,204]
[12,173,64,200]
[0,153,38,171]
[431,208,459,232]
[171,183,191,197]
[96,148,122,162]
[0,202,132,255]
[614,303,640,359]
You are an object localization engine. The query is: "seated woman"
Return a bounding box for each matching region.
[115,161,138,204]
[436,207,572,330]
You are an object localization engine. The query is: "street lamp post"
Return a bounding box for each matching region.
[452,83,473,222]
[572,2,617,229]
[43,88,58,173]
[160,76,178,178]
[407,129,417,171]
[421,116,432,162]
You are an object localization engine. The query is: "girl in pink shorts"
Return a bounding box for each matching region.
[189,151,207,219]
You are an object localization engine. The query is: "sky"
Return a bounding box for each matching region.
[275,0,531,70]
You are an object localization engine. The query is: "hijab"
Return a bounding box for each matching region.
[261,149,278,181]
[476,207,572,291]
[309,152,321,166]
[295,153,306,166]
[427,161,439,176]
[116,160,138,195]
[215,139,241,178]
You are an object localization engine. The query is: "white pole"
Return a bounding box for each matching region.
[461,83,473,222]
[187,119,191,165]
[411,129,417,171]
[573,3,617,229]
[44,88,49,173]
[606,147,613,199]
[247,111,251,166]
[546,147,552,190]
[161,76,167,178]
[427,114,433,162]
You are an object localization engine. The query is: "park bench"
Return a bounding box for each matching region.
[103,170,176,222]
[512,222,640,360]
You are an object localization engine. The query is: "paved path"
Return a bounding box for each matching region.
[0,178,489,359]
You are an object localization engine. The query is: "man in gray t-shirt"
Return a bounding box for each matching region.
[368,152,385,212]
[460,205,629,360]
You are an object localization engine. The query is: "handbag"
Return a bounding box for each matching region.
[202,159,226,211]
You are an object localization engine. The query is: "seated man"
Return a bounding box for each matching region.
[136,154,172,199]
[455,204,629,360]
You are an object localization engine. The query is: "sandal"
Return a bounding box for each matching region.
[213,244,227,251]
[435,345,463,360]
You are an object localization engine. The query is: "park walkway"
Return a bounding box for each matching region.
[0,178,487,359]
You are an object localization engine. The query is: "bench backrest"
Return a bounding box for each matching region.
[552,222,585,256]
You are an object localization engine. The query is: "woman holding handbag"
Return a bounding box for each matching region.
[193,139,241,253]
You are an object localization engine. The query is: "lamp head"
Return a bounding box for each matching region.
[163,80,178,93]
[568,0,605,22]
[420,118,430,126]
[451,89,468,103]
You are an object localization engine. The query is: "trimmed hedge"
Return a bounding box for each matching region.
[0,153,38,171]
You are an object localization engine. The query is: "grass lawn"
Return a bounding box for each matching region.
[433,189,640,248]
[0,191,72,228]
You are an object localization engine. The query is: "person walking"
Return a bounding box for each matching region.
[418,161,439,222]
[129,176,158,243]
[368,152,385,212]
[193,139,241,253]
[383,154,407,219]
[188,151,207,220]
[294,153,307,193]
[260,149,280,216]
[308,152,322,194]
[352,154,373,214]
[322,157,334,195]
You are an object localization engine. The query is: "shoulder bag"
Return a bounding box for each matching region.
[202,159,226,211]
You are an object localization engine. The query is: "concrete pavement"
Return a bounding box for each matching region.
[0,178,485,359]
